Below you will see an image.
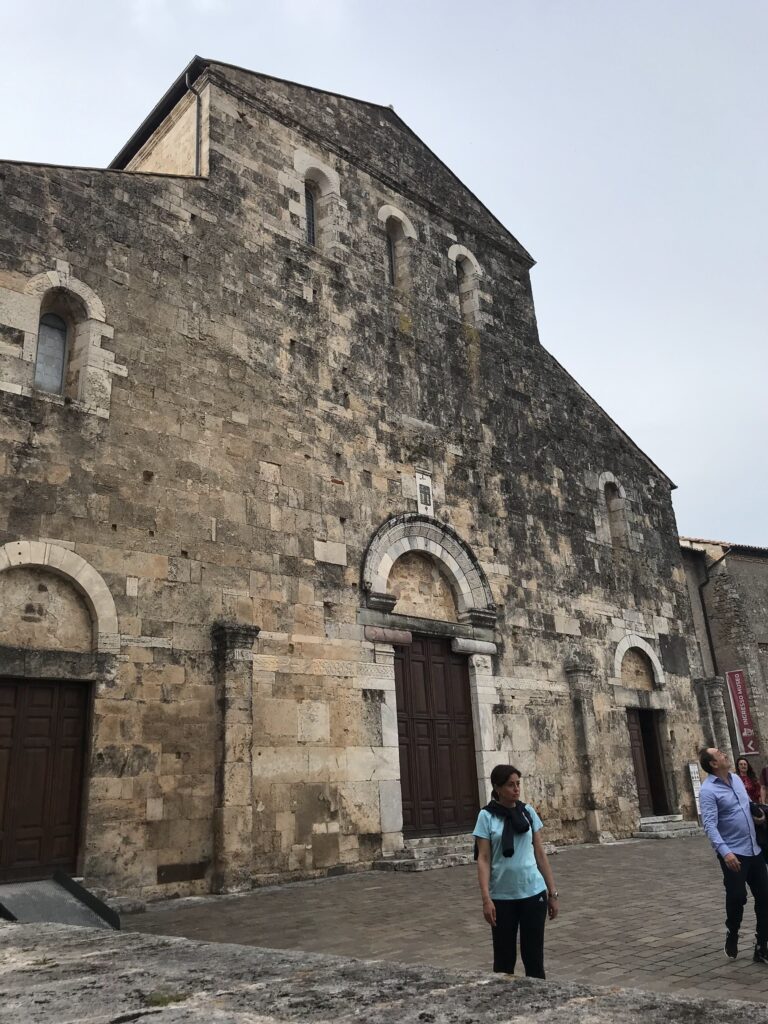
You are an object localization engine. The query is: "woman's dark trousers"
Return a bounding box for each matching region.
[491,891,548,978]
[717,853,768,941]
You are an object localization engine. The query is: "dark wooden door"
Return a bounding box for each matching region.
[639,710,670,815]
[627,707,654,816]
[0,680,88,882]
[395,637,478,836]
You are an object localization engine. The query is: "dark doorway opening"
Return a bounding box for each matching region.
[627,707,670,817]
[0,680,89,882]
[394,636,478,836]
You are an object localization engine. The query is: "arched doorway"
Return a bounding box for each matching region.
[620,646,670,817]
[0,541,118,881]
[362,515,497,837]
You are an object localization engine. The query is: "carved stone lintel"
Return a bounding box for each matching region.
[366,591,398,614]
[458,607,498,629]
[451,637,497,656]
[364,626,412,645]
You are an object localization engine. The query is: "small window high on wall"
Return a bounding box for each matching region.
[305,183,317,246]
[385,217,409,289]
[34,313,68,394]
[447,244,482,326]
[604,482,629,548]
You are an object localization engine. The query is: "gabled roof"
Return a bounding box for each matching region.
[110,56,533,263]
[680,537,768,558]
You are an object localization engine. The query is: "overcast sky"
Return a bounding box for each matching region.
[2,1,766,544]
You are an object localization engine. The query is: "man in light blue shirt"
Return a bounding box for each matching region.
[699,746,768,962]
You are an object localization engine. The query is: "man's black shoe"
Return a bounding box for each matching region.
[725,932,738,959]
[753,942,768,963]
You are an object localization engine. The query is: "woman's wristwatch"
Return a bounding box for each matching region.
[548,891,559,899]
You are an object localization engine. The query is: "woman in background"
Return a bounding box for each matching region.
[737,755,761,803]
[474,763,559,979]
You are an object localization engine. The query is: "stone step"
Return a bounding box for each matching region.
[632,826,703,840]
[402,834,473,848]
[400,837,474,860]
[639,814,683,825]
[638,819,697,833]
[373,851,475,872]
[375,832,475,871]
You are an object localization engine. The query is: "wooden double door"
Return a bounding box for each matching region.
[395,637,478,836]
[627,707,670,817]
[0,680,89,882]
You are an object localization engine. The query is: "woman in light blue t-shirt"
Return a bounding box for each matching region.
[473,763,559,978]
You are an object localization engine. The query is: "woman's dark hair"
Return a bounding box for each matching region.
[737,756,758,781]
[698,747,716,774]
[490,764,521,799]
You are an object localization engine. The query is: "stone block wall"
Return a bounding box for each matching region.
[0,61,704,898]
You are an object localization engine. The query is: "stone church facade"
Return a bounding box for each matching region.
[0,58,704,899]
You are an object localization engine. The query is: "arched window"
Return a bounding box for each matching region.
[305,183,317,247]
[378,206,416,291]
[604,481,628,548]
[386,228,396,286]
[385,217,407,289]
[456,256,477,323]
[34,312,68,394]
[447,244,483,326]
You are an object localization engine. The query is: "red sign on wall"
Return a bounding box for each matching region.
[726,669,759,755]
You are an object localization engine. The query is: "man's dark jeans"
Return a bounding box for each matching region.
[717,852,768,942]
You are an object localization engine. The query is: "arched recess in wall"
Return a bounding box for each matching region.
[361,513,496,627]
[447,243,483,325]
[24,264,125,414]
[0,540,119,653]
[597,470,629,548]
[293,150,344,252]
[614,634,664,689]
[377,205,417,290]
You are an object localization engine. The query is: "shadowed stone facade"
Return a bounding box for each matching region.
[682,538,768,763]
[0,57,705,900]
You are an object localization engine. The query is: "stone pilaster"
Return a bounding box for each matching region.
[694,676,734,759]
[467,653,500,801]
[211,621,260,894]
[565,652,606,842]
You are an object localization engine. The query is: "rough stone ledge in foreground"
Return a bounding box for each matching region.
[1,923,767,1024]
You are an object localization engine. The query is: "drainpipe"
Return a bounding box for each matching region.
[185,71,202,177]
[698,545,731,677]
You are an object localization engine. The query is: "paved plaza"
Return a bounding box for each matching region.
[125,835,768,1003]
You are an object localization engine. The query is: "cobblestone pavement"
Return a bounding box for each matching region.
[124,836,768,1003]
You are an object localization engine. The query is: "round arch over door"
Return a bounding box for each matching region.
[361,513,498,838]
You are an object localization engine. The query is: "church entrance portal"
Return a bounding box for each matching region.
[0,680,89,882]
[394,637,478,836]
[626,707,670,817]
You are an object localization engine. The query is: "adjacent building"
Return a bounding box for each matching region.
[682,538,768,766]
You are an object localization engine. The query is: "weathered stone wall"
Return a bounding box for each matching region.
[0,567,92,650]
[699,552,768,755]
[390,552,457,621]
[126,86,210,176]
[0,61,705,898]
[680,546,717,677]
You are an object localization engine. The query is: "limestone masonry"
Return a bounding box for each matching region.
[0,57,712,900]
[6,922,768,1024]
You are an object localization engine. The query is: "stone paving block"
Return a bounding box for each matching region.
[124,837,768,1004]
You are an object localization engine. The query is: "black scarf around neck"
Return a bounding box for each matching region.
[474,799,532,859]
